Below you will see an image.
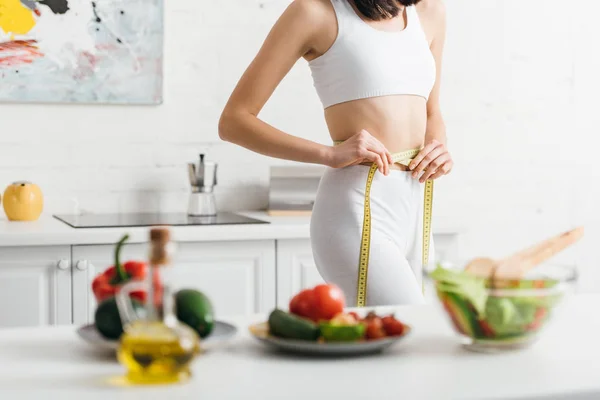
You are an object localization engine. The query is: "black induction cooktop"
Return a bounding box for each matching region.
[53,212,269,229]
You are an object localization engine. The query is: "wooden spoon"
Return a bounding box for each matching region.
[465,226,584,280]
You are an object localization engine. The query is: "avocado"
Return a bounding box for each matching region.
[94,297,143,340]
[175,289,215,338]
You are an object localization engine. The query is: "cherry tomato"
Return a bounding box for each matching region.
[289,289,317,321]
[312,284,346,321]
[365,317,386,340]
[364,311,378,321]
[381,315,405,336]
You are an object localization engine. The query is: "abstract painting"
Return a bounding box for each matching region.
[0,0,163,104]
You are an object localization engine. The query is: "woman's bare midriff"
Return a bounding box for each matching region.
[325,95,428,171]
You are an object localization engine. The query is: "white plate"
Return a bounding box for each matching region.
[249,322,411,357]
[77,321,238,352]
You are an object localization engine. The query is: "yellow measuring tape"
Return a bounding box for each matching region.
[333,143,434,307]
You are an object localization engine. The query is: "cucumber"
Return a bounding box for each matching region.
[268,309,320,341]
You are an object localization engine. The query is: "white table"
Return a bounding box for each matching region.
[1,295,598,400]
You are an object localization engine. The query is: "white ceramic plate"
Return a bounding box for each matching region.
[77,321,238,352]
[249,322,411,357]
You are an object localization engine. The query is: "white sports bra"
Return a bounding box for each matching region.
[308,0,436,109]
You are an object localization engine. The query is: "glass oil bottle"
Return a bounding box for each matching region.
[115,227,200,385]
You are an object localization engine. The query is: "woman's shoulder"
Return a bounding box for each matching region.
[286,0,336,25]
[416,0,446,22]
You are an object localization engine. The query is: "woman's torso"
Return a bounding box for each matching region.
[304,0,436,156]
[324,95,427,152]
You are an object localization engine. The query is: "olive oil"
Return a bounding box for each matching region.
[117,321,200,385]
[115,228,201,385]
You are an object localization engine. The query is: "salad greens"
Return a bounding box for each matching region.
[429,266,488,315]
[430,265,563,338]
[485,297,536,336]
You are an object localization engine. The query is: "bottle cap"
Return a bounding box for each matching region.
[150,227,171,243]
[149,227,172,265]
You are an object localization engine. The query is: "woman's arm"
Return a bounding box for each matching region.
[409,0,453,182]
[219,0,393,174]
[218,0,332,165]
[424,0,447,146]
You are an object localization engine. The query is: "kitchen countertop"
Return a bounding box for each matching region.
[0,211,463,247]
[0,294,597,399]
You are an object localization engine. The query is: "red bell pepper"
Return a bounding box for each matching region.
[91,234,162,304]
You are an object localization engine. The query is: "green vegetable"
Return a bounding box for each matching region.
[319,322,365,342]
[485,295,560,337]
[485,298,515,331]
[175,289,215,338]
[430,266,488,316]
[268,309,320,341]
[94,297,143,340]
[440,291,484,338]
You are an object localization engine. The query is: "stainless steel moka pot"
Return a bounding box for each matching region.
[187,154,218,216]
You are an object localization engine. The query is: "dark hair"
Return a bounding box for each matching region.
[351,0,422,21]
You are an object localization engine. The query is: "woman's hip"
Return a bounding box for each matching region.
[311,166,422,236]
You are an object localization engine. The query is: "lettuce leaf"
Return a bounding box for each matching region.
[430,265,488,316]
[485,297,536,335]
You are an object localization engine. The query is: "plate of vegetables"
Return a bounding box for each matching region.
[76,234,237,352]
[77,288,237,352]
[249,284,411,356]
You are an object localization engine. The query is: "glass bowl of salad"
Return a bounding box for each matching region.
[428,261,578,353]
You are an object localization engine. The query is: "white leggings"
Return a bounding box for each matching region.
[310,165,434,307]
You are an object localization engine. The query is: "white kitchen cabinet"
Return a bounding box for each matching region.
[276,239,325,308]
[0,246,71,328]
[71,240,276,324]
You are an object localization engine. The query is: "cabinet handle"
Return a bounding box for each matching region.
[76,260,89,271]
[56,259,70,270]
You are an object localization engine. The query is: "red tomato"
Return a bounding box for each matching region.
[365,317,386,340]
[312,284,345,321]
[381,315,405,336]
[289,289,317,320]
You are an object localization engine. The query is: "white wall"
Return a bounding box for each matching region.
[0,0,598,290]
[437,0,600,292]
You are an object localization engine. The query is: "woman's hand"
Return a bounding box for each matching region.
[327,130,393,175]
[409,140,453,183]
